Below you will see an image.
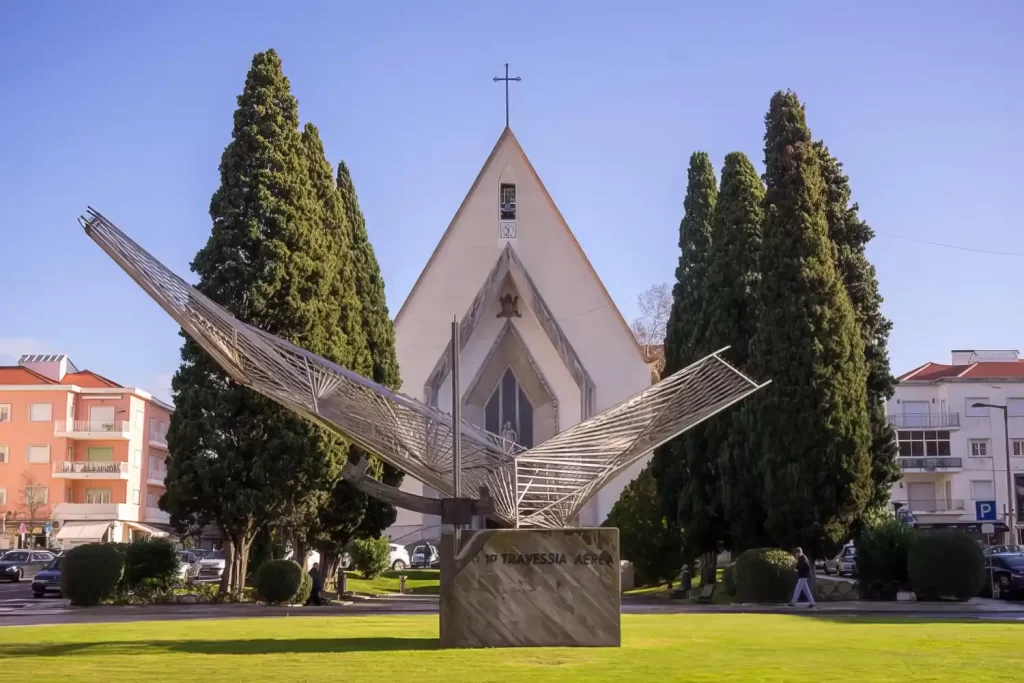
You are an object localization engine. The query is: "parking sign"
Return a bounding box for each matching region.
[976,500,997,521]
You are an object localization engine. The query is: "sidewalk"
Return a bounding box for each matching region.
[622,596,1024,615]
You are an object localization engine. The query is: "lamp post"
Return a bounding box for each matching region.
[973,402,1016,542]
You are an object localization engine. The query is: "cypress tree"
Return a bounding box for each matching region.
[650,152,717,573]
[337,160,404,535]
[749,91,872,553]
[163,50,349,594]
[698,152,766,552]
[816,142,898,510]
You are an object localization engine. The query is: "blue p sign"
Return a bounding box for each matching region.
[976,500,997,521]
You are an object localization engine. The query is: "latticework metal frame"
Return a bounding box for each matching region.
[80,208,768,528]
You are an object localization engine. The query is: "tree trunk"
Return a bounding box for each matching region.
[238,539,250,597]
[321,550,339,591]
[293,535,308,572]
[701,550,718,585]
[219,537,234,596]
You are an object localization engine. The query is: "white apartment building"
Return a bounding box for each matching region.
[889,349,1024,540]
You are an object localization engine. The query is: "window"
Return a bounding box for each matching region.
[133,449,142,468]
[0,445,7,464]
[86,447,113,462]
[150,416,156,434]
[26,445,50,463]
[28,403,52,422]
[971,480,995,500]
[500,183,516,220]
[485,368,534,448]
[0,488,5,505]
[966,399,990,417]
[136,410,144,429]
[147,492,156,507]
[1009,399,1024,417]
[970,439,989,457]
[24,486,47,504]
[0,404,10,422]
[896,431,951,457]
[85,488,112,504]
[132,488,140,505]
[1013,440,1024,457]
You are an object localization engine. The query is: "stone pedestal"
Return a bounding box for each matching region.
[439,527,620,648]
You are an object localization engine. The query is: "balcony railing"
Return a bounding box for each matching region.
[907,499,965,513]
[55,461,129,475]
[888,413,960,429]
[898,456,963,470]
[54,420,131,435]
[149,429,168,448]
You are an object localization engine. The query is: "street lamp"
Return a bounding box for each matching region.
[973,402,1016,542]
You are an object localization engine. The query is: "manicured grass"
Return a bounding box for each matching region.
[1,614,1022,681]
[343,569,439,595]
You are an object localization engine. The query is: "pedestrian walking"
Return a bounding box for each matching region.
[789,547,816,608]
[307,562,324,606]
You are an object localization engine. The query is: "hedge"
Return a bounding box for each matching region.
[908,531,985,601]
[253,560,303,605]
[734,548,796,603]
[351,537,392,579]
[721,563,736,596]
[855,518,916,587]
[295,570,313,605]
[62,543,124,606]
[122,537,179,592]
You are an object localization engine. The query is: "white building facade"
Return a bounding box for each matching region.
[386,127,652,545]
[889,349,1024,540]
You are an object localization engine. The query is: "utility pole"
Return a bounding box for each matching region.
[451,318,462,549]
[974,402,1016,543]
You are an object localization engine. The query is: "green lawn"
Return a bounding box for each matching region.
[1,614,1022,681]
[342,569,439,595]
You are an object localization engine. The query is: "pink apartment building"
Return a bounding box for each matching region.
[0,354,173,550]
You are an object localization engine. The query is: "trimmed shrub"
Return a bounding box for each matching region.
[908,531,985,601]
[734,548,797,603]
[855,517,916,588]
[722,563,736,596]
[122,537,179,592]
[295,570,313,605]
[352,537,392,579]
[254,560,303,605]
[62,543,124,606]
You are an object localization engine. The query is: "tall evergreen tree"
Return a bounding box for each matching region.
[749,91,872,553]
[337,160,404,536]
[650,152,717,573]
[163,50,350,594]
[816,142,898,510]
[698,152,766,553]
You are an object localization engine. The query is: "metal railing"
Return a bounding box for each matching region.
[55,420,131,433]
[55,461,129,475]
[149,428,168,445]
[907,498,965,513]
[888,413,960,429]
[898,456,963,470]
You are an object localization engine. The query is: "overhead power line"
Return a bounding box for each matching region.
[875,230,1024,257]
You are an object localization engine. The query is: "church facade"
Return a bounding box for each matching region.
[387,128,652,545]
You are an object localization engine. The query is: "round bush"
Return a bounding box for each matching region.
[855,518,916,589]
[908,531,985,601]
[722,563,736,596]
[295,570,313,605]
[254,560,303,605]
[62,543,124,606]
[734,548,797,603]
[351,537,392,579]
[122,537,179,591]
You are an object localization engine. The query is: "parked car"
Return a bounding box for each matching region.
[823,545,857,577]
[195,549,227,583]
[0,550,57,582]
[177,550,201,582]
[984,545,1024,557]
[390,544,411,571]
[411,543,440,569]
[31,556,62,598]
[983,552,1024,599]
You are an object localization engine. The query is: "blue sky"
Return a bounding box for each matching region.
[1,1,1021,403]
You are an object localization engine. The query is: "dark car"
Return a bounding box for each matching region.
[31,556,62,598]
[0,550,57,582]
[983,552,1024,599]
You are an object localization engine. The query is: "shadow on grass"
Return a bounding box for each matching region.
[0,637,439,658]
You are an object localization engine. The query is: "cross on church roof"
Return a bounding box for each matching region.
[492,63,521,128]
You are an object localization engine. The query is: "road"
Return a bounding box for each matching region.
[0,579,38,601]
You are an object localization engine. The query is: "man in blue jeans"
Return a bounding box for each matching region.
[789,547,816,608]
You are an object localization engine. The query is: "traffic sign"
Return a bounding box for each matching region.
[976,500,998,521]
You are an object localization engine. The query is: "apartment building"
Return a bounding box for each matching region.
[0,354,173,549]
[889,349,1024,541]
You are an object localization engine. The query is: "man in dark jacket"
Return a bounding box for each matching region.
[307,562,324,606]
[789,548,816,608]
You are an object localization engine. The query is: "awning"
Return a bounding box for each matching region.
[125,522,169,538]
[55,521,110,542]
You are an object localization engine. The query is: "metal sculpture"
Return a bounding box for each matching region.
[80,208,768,529]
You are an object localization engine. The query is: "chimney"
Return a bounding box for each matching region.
[951,349,1020,365]
[18,354,78,381]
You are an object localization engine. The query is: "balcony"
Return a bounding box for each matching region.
[147,470,167,487]
[907,499,966,515]
[54,420,132,440]
[53,460,130,480]
[149,429,168,450]
[888,413,960,429]
[145,507,170,524]
[52,502,138,522]
[898,456,963,472]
